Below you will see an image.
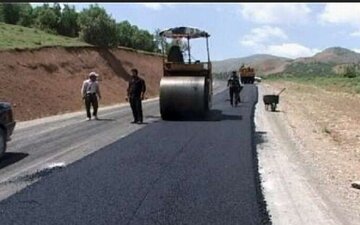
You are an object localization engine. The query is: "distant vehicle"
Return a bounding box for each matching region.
[255,76,262,82]
[0,102,16,157]
[239,64,255,84]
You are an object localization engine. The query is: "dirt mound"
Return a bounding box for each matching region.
[0,46,163,121]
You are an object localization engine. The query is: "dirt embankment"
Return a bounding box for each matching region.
[0,47,163,121]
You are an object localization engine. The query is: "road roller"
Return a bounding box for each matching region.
[159,26,213,120]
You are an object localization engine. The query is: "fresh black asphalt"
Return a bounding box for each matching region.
[0,85,271,225]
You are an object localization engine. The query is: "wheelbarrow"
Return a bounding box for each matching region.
[263,88,286,112]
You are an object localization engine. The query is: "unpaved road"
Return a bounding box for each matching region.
[256,84,349,225]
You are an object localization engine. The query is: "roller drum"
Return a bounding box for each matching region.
[160,76,209,119]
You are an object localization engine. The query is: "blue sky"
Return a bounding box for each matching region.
[31,3,360,61]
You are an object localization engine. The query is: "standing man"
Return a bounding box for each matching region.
[81,72,101,120]
[227,70,242,107]
[126,68,146,124]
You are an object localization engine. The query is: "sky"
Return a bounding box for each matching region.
[30,3,360,61]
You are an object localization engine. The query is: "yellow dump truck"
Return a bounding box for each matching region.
[239,65,255,84]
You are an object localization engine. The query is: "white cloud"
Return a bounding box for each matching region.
[350,31,360,37]
[139,3,178,10]
[353,48,360,53]
[140,3,163,10]
[264,43,320,58]
[319,3,360,26]
[239,25,319,58]
[240,26,288,47]
[239,3,311,25]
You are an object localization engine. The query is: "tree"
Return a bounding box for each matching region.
[36,6,58,33]
[116,20,135,48]
[57,4,79,37]
[2,3,21,24]
[18,3,34,27]
[78,4,117,47]
[0,4,4,22]
[30,3,59,33]
[116,21,160,52]
[52,3,61,19]
[133,29,157,52]
[344,64,357,78]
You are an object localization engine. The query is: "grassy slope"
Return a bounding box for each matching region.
[0,22,90,50]
[265,74,360,94]
[282,61,336,76]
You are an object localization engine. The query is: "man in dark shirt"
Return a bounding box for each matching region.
[126,68,146,124]
[227,71,242,107]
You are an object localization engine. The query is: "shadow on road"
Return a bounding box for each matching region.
[95,118,116,121]
[224,99,250,104]
[145,115,161,119]
[264,109,285,113]
[0,153,29,170]
[163,109,242,122]
[273,109,285,113]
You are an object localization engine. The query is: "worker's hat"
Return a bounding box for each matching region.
[89,72,98,77]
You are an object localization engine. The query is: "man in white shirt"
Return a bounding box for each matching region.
[81,72,101,120]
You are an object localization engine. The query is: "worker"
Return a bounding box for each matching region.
[227,71,242,107]
[167,45,184,63]
[81,72,101,120]
[126,68,146,124]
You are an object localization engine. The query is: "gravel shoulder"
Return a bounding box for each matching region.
[256,81,360,225]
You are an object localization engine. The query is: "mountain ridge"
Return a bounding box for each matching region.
[213,47,360,76]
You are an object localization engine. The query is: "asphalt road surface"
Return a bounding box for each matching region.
[0,83,270,225]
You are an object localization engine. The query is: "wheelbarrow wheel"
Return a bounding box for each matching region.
[271,103,277,112]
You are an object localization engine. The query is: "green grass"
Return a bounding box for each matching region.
[282,61,336,77]
[265,73,360,94]
[0,22,91,50]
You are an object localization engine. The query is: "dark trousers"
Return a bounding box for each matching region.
[229,88,235,105]
[229,87,240,105]
[129,97,143,122]
[85,93,98,118]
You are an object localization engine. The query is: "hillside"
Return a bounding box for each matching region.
[212,54,291,76]
[296,47,360,64]
[0,22,166,122]
[0,22,90,50]
[213,47,360,77]
[0,46,163,121]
